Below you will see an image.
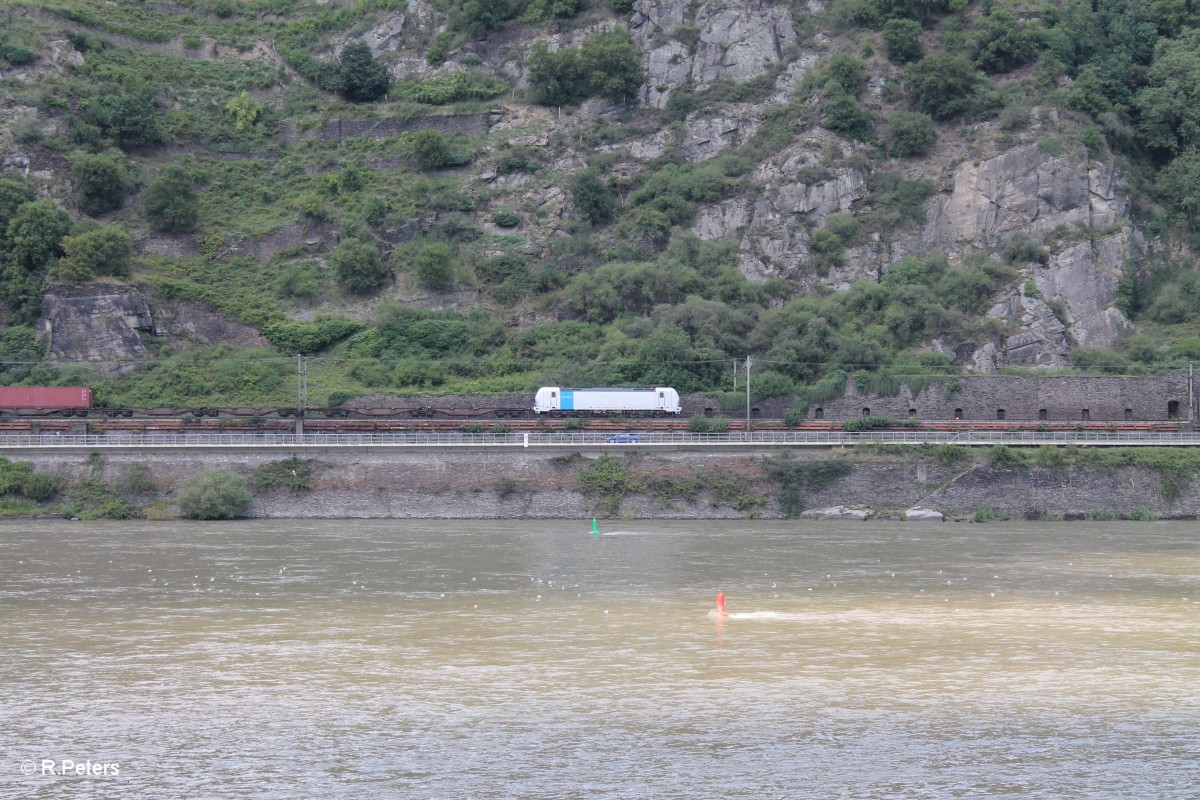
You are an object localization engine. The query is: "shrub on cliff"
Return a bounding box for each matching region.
[142,165,198,233]
[337,43,390,103]
[56,227,133,281]
[70,153,131,216]
[330,239,388,295]
[527,29,642,106]
[177,469,253,520]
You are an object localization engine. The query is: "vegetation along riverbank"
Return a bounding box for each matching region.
[0,445,1198,521]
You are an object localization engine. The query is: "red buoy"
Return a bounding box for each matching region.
[716,591,727,616]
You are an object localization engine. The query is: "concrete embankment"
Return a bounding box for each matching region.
[10,447,1200,520]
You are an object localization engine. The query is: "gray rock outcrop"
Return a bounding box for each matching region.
[919,144,1127,254]
[38,283,270,366]
[801,506,874,520]
[39,284,155,364]
[632,0,797,108]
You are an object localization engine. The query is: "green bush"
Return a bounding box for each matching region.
[392,71,505,104]
[972,9,1041,74]
[764,454,853,516]
[411,242,455,291]
[570,168,618,225]
[330,240,388,295]
[687,413,710,432]
[57,227,133,281]
[0,43,38,66]
[4,199,70,273]
[822,95,876,142]
[336,42,390,102]
[492,207,521,227]
[527,28,642,106]
[70,153,131,216]
[177,469,253,519]
[882,18,923,64]
[81,94,161,150]
[0,177,35,230]
[988,444,1031,468]
[261,318,364,354]
[905,53,986,120]
[525,0,579,21]
[885,111,936,157]
[824,52,869,97]
[142,165,199,233]
[252,458,312,493]
[408,129,453,170]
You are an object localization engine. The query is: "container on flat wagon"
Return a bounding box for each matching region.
[0,386,94,409]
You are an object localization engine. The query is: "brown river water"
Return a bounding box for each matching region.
[2,519,1198,799]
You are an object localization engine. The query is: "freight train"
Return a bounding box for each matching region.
[0,386,686,419]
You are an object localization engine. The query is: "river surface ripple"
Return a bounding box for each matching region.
[2,519,1198,799]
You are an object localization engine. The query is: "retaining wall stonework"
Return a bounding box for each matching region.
[11,449,1200,520]
[798,374,1193,422]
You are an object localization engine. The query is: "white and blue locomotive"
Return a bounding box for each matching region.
[533,386,682,416]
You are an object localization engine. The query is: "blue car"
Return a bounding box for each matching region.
[606,433,641,443]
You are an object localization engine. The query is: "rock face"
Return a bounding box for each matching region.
[905,507,944,521]
[38,283,270,365]
[632,0,797,108]
[983,289,1071,371]
[729,134,869,283]
[919,144,1126,253]
[39,284,155,364]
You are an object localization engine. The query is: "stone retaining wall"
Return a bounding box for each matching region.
[11,448,1198,521]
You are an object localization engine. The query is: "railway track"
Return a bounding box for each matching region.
[0,418,1189,435]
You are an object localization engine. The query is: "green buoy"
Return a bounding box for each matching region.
[592,518,600,535]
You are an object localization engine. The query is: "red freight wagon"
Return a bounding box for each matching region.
[0,386,94,409]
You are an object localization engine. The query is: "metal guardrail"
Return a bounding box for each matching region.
[2,430,1200,449]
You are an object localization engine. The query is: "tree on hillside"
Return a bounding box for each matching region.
[528,29,642,107]
[570,168,617,225]
[4,199,71,274]
[885,111,937,157]
[56,227,133,281]
[81,94,161,150]
[0,177,35,230]
[338,43,390,102]
[972,9,1042,73]
[1,199,71,322]
[1137,28,1200,154]
[142,165,199,233]
[70,152,131,216]
[882,19,923,64]
[905,52,985,119]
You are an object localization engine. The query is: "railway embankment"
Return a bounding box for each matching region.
[5,445,1200,522]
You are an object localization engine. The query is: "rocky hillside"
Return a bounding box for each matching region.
[0,0,1196,409]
